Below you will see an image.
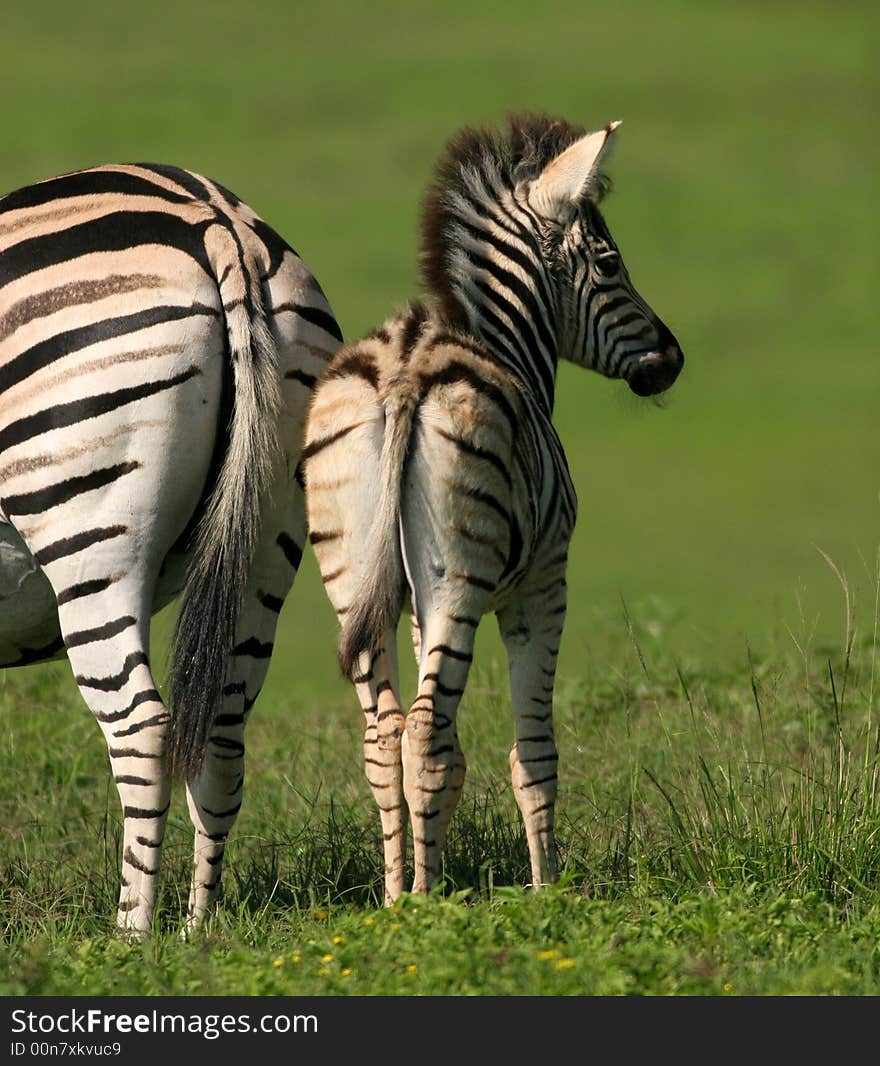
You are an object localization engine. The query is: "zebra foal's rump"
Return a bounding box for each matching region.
[304,114,683,903]
[0,162,341,934]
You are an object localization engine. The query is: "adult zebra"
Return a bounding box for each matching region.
[0,163,341,934]
[303,114,683,903]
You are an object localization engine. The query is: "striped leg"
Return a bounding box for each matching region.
[497,592,565,887]
[351,636,407,905]
[402,609,474,894]
[53,573,170,936]
[399,404,503,893]
[304,375,407,899]
[184,492,305,929]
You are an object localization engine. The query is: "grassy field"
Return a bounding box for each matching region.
[2,0,879,996]
[4,625,880,995]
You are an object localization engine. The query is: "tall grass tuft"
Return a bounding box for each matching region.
[628,556,880,908]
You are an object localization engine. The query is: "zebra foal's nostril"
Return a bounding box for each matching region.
[628,343,684,396]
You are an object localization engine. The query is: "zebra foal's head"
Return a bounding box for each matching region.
[526,119,683,397]
[421,114,683,403]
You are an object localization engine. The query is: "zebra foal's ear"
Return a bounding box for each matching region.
[530,121,621,217]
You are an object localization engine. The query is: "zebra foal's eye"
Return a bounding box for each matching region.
[593,252,620,277]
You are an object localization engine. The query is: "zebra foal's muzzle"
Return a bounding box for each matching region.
[626,322,684,397]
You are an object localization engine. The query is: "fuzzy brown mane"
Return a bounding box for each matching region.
[419,113,611,325]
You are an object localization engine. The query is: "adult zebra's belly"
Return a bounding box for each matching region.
[0,520,64,667]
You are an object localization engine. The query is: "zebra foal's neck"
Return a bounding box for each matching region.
[421,139,560,412]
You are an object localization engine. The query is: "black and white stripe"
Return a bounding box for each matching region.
[0,162,342,934]
[303,114,682,902]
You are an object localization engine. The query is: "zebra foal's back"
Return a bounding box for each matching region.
[0,162,341,933]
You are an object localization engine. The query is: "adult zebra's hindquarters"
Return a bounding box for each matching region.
[304,115,683,903]
[0,164,342,934]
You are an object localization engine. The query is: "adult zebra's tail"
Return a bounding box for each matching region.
[169,221,281,781]
[335,387,419,679]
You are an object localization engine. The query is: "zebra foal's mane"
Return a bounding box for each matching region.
[419,112,613,326]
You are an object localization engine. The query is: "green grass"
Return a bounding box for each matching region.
[2,0,879,996]
[8,891,880,997]
[4,596,880,994]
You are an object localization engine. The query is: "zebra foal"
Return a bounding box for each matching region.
[0,163,341,933]
[304,114,683,902]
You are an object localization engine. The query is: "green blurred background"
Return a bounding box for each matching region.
[1,0,877,711]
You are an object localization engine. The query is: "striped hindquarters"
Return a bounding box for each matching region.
[0,163,339,772]
[304,304,575,674]
[0,166,230,665]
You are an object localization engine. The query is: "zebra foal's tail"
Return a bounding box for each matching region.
[335,387,419,679]
[169,220,281,781]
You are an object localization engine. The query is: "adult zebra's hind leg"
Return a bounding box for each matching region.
[497,589,565,888]
[52,571,171,937]
[183,489,306,930]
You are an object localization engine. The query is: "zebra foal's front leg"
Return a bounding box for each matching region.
[497,589,566,888]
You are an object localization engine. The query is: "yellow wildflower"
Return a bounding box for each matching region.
[555,958,576,971]
[407,964,418,974]
[272,957,283,968]
[333,935,344,944]
[536,949,557,961]
[321,953,333,963]
[341,968,352,977]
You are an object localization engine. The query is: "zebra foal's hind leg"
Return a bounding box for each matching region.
[405,612,467,888]
[401,606,477,894]
[304,375,411,903]
[312,536,408,904]
[348,636,407,905]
